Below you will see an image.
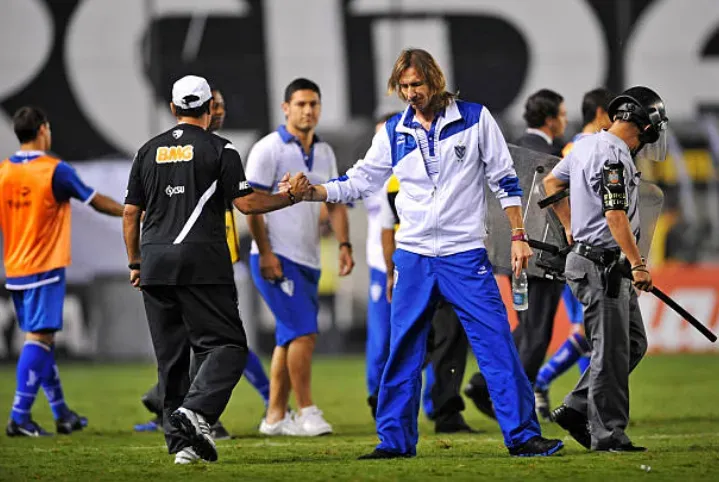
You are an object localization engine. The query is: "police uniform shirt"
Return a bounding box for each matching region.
[551,130,640,249]
[125,123,253,285]
[245,125,339,270]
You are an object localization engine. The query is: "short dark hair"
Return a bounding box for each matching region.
[581,88,615,126]
[172,98,212,118]
[523,89,564,128]
[284,78,321,103]
[13,106,48,143]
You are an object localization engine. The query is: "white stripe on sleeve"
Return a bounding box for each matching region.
[83,190,97,205]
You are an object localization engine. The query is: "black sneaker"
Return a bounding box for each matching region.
[550,404,591,449]
[210,421,232,440]
[434,413,480,434]
[6,418,52,437]
[56,410,88,435]
[598,441,647,453]
[534,387,551,421]
[357,449,413,460]
[463,382,496,420]
[169,408,217,462]
[509,436,564,457]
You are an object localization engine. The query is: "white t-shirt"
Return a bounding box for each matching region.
[363,186,389,273]
[245,126,339,269]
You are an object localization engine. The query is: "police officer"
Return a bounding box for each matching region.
[542,86,668,452]
[123,75,308,464]
[532,87,616,419]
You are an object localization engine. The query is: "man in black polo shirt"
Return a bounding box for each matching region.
[133,87,271,441]
[123,75,308,465]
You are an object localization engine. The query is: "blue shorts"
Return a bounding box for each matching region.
[250,254,321,347]
[562,283,584,324]
[9,275,66,333]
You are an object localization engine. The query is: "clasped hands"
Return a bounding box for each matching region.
[278,172,313,201]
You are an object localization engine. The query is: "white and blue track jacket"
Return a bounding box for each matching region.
[323,100,522,257]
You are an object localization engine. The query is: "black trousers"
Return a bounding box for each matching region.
[428,301,469,421]
[142,284,248,454]
[469,276,565,390]
[141,353,202,421]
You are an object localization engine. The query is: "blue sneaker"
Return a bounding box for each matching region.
[6,418,53,437]
[134,417,161,432]
[56,410,88,434]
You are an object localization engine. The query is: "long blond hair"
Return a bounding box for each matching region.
[386,48,455,110]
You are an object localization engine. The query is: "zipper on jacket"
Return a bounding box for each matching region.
[432,186,439,256]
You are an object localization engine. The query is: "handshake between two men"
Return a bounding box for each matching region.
[279,172,327,203]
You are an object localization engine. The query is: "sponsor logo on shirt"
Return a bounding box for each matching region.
[155,145,194,163]
[165,185,185,197]
[6,185,32,209]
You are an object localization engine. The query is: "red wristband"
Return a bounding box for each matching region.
[511,233,529,242]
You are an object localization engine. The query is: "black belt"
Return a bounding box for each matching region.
[571,242,621,267]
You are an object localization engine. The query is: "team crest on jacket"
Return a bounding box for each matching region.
[454,143,466,162]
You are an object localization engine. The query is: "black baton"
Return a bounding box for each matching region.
[649,287,717,342]
[527,238,717,343]
[528,239,560,255]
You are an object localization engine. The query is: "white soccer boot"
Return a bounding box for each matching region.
[169,407,217,462]
[293,406,333,436]
[174,446,200,465]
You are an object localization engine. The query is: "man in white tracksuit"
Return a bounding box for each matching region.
[294,48,563,459]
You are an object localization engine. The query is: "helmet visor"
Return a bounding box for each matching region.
[636,129,668,162]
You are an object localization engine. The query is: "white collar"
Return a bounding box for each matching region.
[525,128,553,146]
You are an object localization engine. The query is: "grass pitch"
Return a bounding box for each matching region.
[0,354,718,481]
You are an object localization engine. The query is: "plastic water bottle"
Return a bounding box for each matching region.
[512,269,529,311]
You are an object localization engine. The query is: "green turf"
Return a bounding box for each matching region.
[0,354,718,481]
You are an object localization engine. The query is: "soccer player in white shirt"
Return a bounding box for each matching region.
[246,78,354,436]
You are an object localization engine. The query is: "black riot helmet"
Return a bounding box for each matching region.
[607,86,669,161]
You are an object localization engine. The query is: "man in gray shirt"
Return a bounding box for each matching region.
[542,86,668,452]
